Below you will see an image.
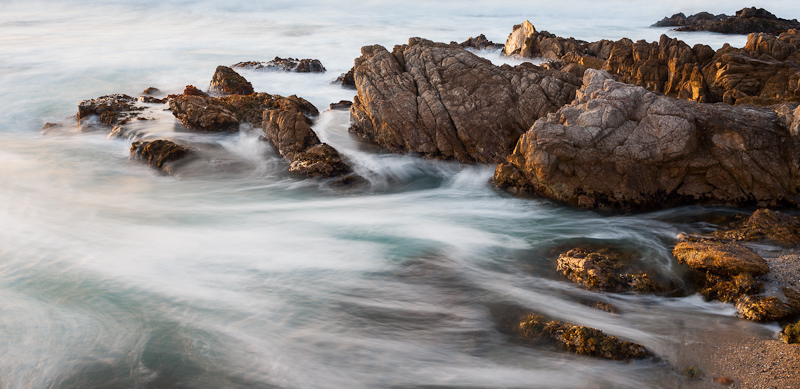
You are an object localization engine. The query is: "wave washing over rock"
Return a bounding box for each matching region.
[3,1,800,388]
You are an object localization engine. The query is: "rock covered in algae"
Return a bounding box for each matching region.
[518,314,652,360]
[711,209,800,247]
[735,296,796,322]
[779,321,800,344]
[556,247,663,293]
[130,140,191,173]
[672,239,769,277]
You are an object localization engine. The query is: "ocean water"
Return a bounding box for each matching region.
[0,1,796,388]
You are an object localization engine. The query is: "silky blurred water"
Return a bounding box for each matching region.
[0,1,796,388]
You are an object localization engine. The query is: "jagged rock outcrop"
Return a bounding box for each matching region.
[518,313,653,360]
[349,38,581,164]
[77,94,142,126]
[556,247,662,293]
[493,70,800,210]
[334,68,355,89]
[503,21,800,106]
[170,94,240,132]
[711,209,800,246]
[452,34,503,51]
[130,139,191,173]
[658,7,800,35]
[262,97,350,178]
[233,57,326,73]
[208,66,254,96]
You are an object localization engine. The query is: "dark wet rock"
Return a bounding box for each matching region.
[142,87,162,96]
[453,34,503,51]
[493,69,800,210]
[77,94,142,126]
[653,12,725,28]
[780,321,800,343]
[518,313,653,360]
[503,21,800,105]
[289,144,351,177]
[669,8,800,35]
[208,66,254,96]
[233,57,326,73]
[735,295,796,321]
[711,209,800,247]
[673,238,769,277]
[349,37,580,164]
[130,140,191,173]
[556,247,663,293]
[591,301,618,314]
[262,97,348,178]
[169,94,240,132]
[329,100,352,110]
[334,68,355,89]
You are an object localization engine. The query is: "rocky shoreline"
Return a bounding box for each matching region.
[54,8,800,385]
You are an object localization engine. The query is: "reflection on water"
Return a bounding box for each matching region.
[1,0,796,387]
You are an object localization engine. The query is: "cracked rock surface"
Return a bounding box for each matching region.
[494,69,800,210]
[349,38,581,164]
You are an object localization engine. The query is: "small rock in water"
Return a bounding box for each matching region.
[130,139,191,173]
[333,68,355,89]
[711,209,800,247]
[735,295,795,322]
[673,239,769,277]
[141,87,162,96]
[452,34,503,51]
[41,122,62,131]
[556,247,664,293]
[208,65,254,96]
[183,85,208,97]
[232,57,326,73]
[329,100,352,110]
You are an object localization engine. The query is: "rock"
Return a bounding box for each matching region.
[673,239,769,277]
[735,295,795,321]
[453,34,503,51]
[699,272,762,303]
[493,69,800,210]
[712,377,735,386]
[169,94,240,132]
[262,97,349,178]
[329,100,352,110]
[183,85,208,97]
[503,22,800,105]
[333,68,355,89]
[208,66,254,96]
[217,92,282,128]
[77,94,141,126]
[130,140,191,173]
[289,144,351,177]
[711,209,800,246]
[142,87,162,96]
[556,247,663,293]
[233,57,326,73]
[349,38,580,164]
[518,313,653,360]
[652,12,725,28]
[674,7,800,35]
[139,96,166,104]
[41,122,62,131]
[779,321,800,343]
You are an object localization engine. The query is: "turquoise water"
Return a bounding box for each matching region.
[0,1,795,387]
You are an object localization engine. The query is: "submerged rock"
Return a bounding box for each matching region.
[233,57,326,73]
[556,247,663,293]
[711,209,800,247]
[503,21,800,105]
[735,295,796,322]
[493,70,800,210]
[130,139,191,173]
[208,65,254,96]
[349,38,580,164]
[518,313,653,360]
[77,94,141,127]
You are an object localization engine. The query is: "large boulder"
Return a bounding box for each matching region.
[493,70,800,210]
[208,66,254,96]
[349,38,581,164]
